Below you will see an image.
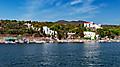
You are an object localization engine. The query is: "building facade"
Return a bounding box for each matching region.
[43,26,57,35]
[84,22,102,29]
[84,31,98,40]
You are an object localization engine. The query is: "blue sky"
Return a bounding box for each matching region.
[0,0,120,24]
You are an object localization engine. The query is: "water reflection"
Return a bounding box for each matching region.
[83,43,101,66]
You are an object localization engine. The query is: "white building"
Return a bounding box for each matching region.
[24,23,41,31]
[24,23,32,28]
[84,22,93,28]
[84,31,98,40]
[67,32,76,39]
[43,26,57,35]
[84,22,102,29]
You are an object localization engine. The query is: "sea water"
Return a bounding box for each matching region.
[0,42,120,67]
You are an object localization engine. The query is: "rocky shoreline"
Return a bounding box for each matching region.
[56,39,120,43]
[0,38,120,44]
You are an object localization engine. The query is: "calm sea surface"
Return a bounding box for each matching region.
[0,42,120,67]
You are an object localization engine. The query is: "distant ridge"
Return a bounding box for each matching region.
[0,19,119,26]
[56,20,88,24]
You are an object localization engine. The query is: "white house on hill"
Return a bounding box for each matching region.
[24,23,32,29]
[84,22,102,29]
[43,26,57,35]
[84,31,99,40]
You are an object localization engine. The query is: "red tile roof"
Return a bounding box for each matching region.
[84,22,92,24]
